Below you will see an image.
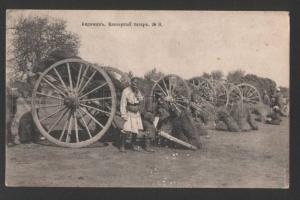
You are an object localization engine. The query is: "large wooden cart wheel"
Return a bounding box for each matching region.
[31,59,117,148]
[237,83,262,106]
[151,74,191,112]
[189,77,228,107]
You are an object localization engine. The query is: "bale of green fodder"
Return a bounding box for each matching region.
[216,109,241,132]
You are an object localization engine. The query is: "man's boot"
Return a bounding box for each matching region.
[144,138,155,153]
[132,134,142,152]
[119,134,126,152]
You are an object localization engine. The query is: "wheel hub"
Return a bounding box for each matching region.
[64,96,79,109]
[164,95,174,102]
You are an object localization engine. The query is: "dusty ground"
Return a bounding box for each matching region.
[5,115,289,188]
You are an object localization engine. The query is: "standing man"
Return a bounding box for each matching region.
[119,77,149,152]
[262,90,271,107]
[6,87,19,146]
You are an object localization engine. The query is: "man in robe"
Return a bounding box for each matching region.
[119,77,154,152]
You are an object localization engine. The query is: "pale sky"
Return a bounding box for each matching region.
[6,10,290,87]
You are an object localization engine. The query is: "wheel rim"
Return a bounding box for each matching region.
[151,74,191,112]
[32,59,116,148]
[237,83,261,106]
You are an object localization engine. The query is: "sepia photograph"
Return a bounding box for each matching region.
[5,10,289,188]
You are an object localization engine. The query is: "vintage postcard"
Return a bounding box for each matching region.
[5,10,289,188]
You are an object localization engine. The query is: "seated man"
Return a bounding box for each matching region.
[265,106,282,125]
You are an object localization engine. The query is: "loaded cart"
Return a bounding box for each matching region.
[32,59,118,148]
[30,58,262,148]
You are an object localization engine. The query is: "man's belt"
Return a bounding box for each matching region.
[127,103,140,113]
[127,102,140,106]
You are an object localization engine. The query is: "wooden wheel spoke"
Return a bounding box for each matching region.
[42,77,67,97]
[174,102,186,109]
[80,103,110,115]
[59,116,70,141]
[66,114,73,143]
[246,90,258,99]
[75,64,83,92]
[47,108,69,134]
[53,68,69,94]
[171,102,181,111]
[175,99,187,104]
[244,87,252,97]
[40,106,67,122]
[35,103,63,109]
[155,83,168,97]
[77,65,90,91]
[80,96,112,102]
[79,107,104,128]
[78,70,97,95]
[162,79,170,96]
[67,63,74,90]
[170,79,178,95]
[36,92,64,101]
[79,82,108,99]
[77,110,93,139]
[74,111,79,143]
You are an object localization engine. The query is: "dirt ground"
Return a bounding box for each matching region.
[5,114,289,188]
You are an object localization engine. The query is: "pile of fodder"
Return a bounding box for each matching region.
[215,106,241,132]
[191,89,216,128]
[32,49,81,73]
[134,77,156,113]
[229,102,252,131]
[251,102,272,122]
[229,101,261,131]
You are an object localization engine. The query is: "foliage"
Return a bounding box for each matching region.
[202,72,211,79]
[144,68,164,81]
[11,16,80,79]
[210,70,224,80]
[241,74,277,97]
[128,71,134,79]
[226,70,245,84]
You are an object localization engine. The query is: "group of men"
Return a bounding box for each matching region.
[114,77,203,153]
